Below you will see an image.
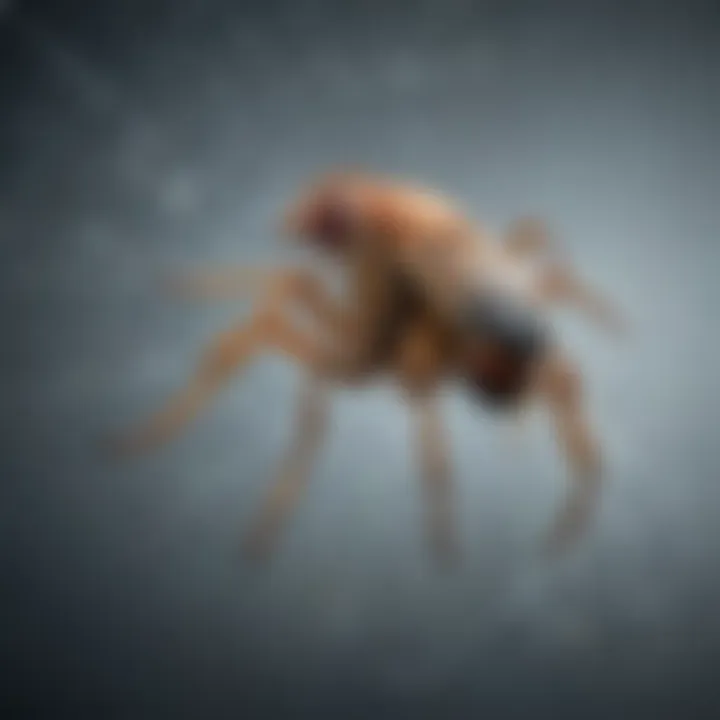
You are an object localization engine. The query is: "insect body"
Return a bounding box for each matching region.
[109,170,626,564]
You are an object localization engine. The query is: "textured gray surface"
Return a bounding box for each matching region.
[1,0,720,717]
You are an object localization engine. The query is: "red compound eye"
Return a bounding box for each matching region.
[314,201,352,249]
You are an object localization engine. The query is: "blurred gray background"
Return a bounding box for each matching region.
[1,0,719,717]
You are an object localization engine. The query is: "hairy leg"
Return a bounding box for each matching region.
[395,318,458,565]
[413,394,458,566]
[535,352,603,554]
[107,273,347,456]
[502,395,535,452]
[503,218,626,335]
[161,266,272,300]
[242,373,329,563]
[503,216,558,258]
[107,313,325,456]
[534,263,627,337]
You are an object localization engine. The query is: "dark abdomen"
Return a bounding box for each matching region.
[460,294,550,409]
[465,336,546,409]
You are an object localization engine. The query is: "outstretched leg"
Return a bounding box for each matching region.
[413,394,459,566]
[503,218,627,336]
[161,265,271,300]
[106,272,345,456]
[106,312,323,456]
[535,352,603,554]
[242,373,329,563]
[534,263,627,337]
[503,216,558,258]
[163,265,355,336]
[395,318,459,566]
[503,395,535,451]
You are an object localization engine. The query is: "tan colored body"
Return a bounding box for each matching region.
[109,171,625,565]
